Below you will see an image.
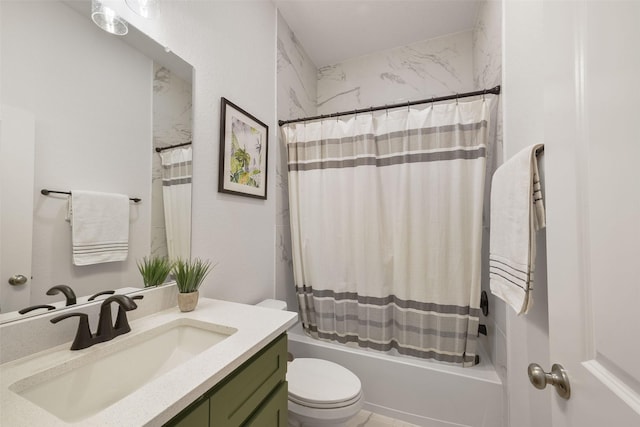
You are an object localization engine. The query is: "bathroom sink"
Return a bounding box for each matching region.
[10,318,236,423]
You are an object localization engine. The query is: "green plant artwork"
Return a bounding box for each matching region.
[230,117,262,188]
[219,98,268,199]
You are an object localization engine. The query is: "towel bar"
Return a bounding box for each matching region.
[41,189,141,203]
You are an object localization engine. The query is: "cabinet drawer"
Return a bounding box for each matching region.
[210,334,287,426]
[243,381,288,427]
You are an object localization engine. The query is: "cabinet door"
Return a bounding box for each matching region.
[170,397,209,427]
[210,335,287,426]
[243,382,288,427]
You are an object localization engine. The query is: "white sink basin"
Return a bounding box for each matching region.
[11,318,236,423]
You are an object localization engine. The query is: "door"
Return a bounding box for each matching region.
[0,105,35,313]
[544,1,640,425]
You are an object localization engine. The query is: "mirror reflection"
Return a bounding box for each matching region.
[0,0,193,323]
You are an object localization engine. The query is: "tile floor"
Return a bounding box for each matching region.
[346,410,420,427]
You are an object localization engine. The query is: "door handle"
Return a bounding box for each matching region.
[528,363,571,399]
[8,274,28,286]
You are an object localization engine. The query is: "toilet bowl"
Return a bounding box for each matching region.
[287,357,364,426]
[256,300,364,426]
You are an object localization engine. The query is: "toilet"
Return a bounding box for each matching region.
[257,299,364,426]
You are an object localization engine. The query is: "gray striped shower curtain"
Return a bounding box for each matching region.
[159,146,192,260]
[282,99,491,366]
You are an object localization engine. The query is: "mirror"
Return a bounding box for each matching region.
[0,0,193,323]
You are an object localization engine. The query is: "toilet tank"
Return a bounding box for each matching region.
[256,299,287,311]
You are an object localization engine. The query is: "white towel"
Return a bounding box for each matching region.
[69,190,130,266]
[489,144,545,314]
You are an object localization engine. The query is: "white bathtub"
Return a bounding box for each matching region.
[287,323,503,427]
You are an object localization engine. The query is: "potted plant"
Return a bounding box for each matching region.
[137,256,174,288]
[173,258,214,312]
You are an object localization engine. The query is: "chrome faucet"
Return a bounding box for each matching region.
[51,294,141,350]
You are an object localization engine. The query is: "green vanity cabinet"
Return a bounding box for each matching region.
[167,333,288,427]
[172,396,210,426]
[243,382,287,427]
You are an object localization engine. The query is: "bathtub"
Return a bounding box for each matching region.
[287,323,503,427]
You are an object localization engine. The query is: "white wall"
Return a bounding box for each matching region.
[109,1,278,304]
[1,1,152,305]
[316,30,475,113]
[502,1,551,426]
[0,0,279,307]
[275,11,318,312]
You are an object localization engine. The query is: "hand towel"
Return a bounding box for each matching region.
[69,190,130,266]
[489,144,545,314]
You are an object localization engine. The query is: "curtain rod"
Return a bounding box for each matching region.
[278,85,501,127]
[155,141,192,153]
[40,189,141,203]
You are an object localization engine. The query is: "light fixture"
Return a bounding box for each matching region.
[91,0,128,36]
[125,0,159,19]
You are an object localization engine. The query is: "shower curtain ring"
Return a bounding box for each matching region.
[456,94,459,105]
[407,100,410,112]
[482,89,486,102]
[385,104,388,117]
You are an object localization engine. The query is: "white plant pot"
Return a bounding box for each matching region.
[177,290,199,312]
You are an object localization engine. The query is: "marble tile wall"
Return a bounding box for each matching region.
[473,0,504,376]
[473,0,502,90]
[316,30,474,114]
[473,2,506,426]
[275,12,318,311]
[150,64,193,259]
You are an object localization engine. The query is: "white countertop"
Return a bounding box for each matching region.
[0,298,298,426]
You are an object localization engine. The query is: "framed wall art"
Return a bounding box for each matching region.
[218,97,268,199]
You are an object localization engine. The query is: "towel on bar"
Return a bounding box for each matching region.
[69,190,130,266]
[489,144,545,315]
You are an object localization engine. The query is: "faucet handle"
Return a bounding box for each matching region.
[114,295,143,334]
[51,312,92,350]
[18,304,56,314]
[88,290,115,301]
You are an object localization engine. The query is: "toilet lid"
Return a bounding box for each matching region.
[287,358,362,405]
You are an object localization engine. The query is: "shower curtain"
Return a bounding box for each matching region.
[282,99,491,366]
[159,146,192,260]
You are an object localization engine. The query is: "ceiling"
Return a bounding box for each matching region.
[274,0,481,68]
[63,0,192,82]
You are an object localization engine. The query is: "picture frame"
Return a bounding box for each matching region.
[218,97,269,199]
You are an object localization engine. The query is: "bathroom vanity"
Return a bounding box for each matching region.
[168,334,288,426]
[0,297,297,426]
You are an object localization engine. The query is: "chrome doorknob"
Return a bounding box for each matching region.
[8,274,28,286]
[528,363,571,400]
